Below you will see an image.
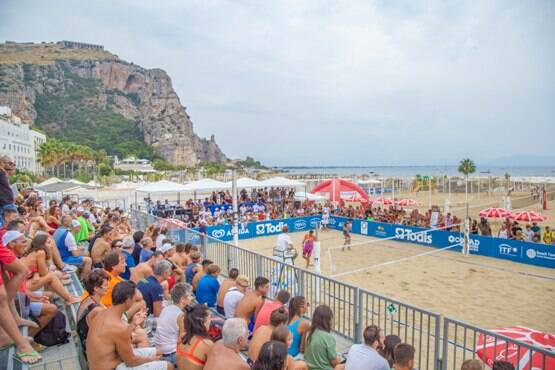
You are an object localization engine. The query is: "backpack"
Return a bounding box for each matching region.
[76,303,99,358]
[34,310,70,346]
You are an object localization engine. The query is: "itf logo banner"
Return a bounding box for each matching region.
[328,216,554,269]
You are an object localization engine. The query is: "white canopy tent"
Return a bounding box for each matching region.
[357,179,382,185]
[183,178,229,191]
[261,176,305,187]
[294,191,327,202]
[224,177,264,189]
[136,180,189,193]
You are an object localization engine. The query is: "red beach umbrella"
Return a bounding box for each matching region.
[479,207,513,219]
[371,198,394,205]
[396,199,418,207]
[511,211,546,222]
[476,326,555,370]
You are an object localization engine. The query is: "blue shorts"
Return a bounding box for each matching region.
[64,255,84,265]
[30,302,43,317]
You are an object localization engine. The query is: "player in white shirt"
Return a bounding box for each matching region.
[274,225,296,264]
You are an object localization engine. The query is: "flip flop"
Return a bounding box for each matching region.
[31,342,47,353]
[15,350,42,364]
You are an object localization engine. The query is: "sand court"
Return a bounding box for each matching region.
[239,230,555,333]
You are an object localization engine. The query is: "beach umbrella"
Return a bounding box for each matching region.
[396,199,418,207]
[371,198,393,205]
[511,211,546,222]
[479,207,513,219]
[476,326,555,370]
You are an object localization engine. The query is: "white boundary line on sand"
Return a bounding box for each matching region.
[330,242,462,278]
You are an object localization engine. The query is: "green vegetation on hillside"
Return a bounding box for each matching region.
[33,65,159,161]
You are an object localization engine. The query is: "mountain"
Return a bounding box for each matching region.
[0,41,228,166]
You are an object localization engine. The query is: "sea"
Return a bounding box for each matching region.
[278,166,555,178]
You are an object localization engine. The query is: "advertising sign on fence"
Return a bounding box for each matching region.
[328,216,555,269]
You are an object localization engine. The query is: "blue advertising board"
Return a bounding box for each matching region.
[327,216,555,269]
[198,216,323,242]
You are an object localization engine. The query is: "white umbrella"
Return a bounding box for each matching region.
[261,176,305,187]
[225,177,264,189]
[135,180,189,193]
[184,178,229,191]
[357,179,382,185]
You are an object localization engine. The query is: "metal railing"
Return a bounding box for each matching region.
[129,209,554,370]
[442,318,554,370]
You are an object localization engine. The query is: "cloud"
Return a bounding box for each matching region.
[1,0,554,165]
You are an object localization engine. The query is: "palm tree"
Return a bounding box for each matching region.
[458,158,476,255]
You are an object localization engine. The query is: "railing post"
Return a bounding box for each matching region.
[297,269,305,297]
[441,317,449,370]
[354,288,362,343]
[201,234,208,257]
[255,254,262,278]
[435,315,442,370]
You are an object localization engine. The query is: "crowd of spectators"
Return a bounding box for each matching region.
[0,154,528,369]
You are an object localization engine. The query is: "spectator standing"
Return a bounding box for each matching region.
[345,325,388,370]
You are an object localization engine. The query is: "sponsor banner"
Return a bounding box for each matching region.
[328,216,554,269]
[200,216,323,242]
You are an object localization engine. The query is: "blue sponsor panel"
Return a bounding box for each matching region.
[202,216,322,241]
[328,216,554,268]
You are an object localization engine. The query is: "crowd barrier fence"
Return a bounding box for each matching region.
[129,210,554,370]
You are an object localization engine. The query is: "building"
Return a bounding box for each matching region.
[0,106,46,173]
[113,156,156,172]
[58,40,104,50]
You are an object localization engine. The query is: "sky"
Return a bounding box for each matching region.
[1,0,554,166]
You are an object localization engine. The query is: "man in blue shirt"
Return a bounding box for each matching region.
[196,264,221,307]
[139,237,155,263]
[137,260,171,317]
[120,238,136,280]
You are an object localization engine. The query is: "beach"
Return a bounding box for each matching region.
[239,230,555,333]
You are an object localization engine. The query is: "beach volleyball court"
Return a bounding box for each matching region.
[239,230,555,333]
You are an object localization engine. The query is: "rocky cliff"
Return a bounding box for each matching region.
[0,42,228,166]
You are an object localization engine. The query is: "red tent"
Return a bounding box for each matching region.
[310,179,369,203]
[476,327,555,370]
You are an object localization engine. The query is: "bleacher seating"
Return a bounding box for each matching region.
[4,271,85,370]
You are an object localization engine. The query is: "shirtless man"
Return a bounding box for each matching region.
[87,281,172,370]
[204,318,250,370]
[234,276,269,335]
[248,307,288,361]
[216,268,239,315]
[130,251,163,283]
[169,243,189,268]
[91,225,114,266]
[191,259,213,291]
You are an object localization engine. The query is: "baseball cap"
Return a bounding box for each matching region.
[2,230,24,246]
[71,219,81,228]
[158,243,173,254]
[76,207,84,213]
